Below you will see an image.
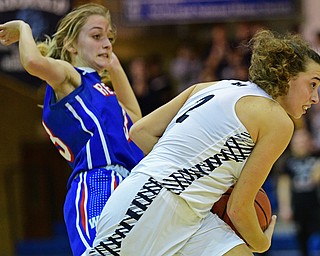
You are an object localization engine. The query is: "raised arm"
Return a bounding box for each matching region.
[106,53,142,123]
[0,20,78,96]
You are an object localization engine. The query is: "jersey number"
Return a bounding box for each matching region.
[42,121,74,162]
[176,94,214,123]
[122,109,130,141]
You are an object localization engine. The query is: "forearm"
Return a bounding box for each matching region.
[129,127,159,155]
[130,85,196,154]
[18,22,43,74]
[108,61,141,122]
[228,204,270,252]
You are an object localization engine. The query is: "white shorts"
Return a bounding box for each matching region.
[84,172,245,256]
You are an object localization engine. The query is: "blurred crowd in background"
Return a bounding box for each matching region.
[126,22,257,115]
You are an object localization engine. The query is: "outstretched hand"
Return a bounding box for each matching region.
[0,20,25,46]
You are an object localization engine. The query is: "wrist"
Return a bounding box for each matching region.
[107,64,126,80]
[19,20,30,30]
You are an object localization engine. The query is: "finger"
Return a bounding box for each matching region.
[269,215,277,229]
[264,215,277,238]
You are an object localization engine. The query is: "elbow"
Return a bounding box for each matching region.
[129,121,141,144]
[227,202,243,227]
[21,55,42,76]
[129,121,152,155]
[131,111,142,123]
[125,108,142,124]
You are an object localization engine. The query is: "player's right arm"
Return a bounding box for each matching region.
[129,84,196,155]
[228,96,294,253]
[0,20,79,99]
[130,81,217,155]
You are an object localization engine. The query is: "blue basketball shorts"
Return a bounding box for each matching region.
[64,165,130,256]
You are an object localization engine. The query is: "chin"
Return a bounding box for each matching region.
[289,113,303,119]
[288,111,306,119]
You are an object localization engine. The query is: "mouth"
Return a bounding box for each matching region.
[303,105,310,112]
[98,53,109,58]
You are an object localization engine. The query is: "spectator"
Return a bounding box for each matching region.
[200,24,231,81]
[169,42,202,93]
[127,56,151,116]
[277,127,320,256]
[146,53,173,113]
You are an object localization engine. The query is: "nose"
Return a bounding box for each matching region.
[102,37,112,49]
[311,89,319,104]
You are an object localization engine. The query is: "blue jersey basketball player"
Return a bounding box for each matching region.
[0,3,144,255]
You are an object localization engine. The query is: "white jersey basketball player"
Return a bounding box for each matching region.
[84,29,320,255]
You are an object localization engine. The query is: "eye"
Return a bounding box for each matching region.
[311,81,320,90]
[108,36,115,44]
[108,30,116,44]
[93,34,101,40]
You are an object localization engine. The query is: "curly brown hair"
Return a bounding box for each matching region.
[249,30,320,98]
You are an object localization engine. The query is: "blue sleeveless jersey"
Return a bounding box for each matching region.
[42,67,144,188]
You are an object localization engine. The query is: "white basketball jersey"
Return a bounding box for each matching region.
[132,80,272,218]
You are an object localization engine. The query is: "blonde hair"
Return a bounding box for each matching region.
[37,3,116,63]
[249,30,320,98]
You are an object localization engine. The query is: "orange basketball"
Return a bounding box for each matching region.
[211,186,272,237]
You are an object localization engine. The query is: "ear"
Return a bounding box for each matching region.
[64,38,77,54]
[66,45,77,54]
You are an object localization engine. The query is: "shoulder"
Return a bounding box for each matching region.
[48,60,82,100]
[237,96,294,143]
[190,81,219,96]
[190,80,257,97]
